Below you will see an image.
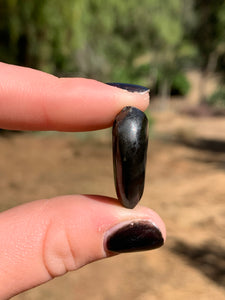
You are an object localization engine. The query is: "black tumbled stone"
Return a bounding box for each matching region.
[113,106,149,209]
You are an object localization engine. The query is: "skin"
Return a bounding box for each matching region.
[0,62,166,299]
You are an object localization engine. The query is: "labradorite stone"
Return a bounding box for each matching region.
[113,106,149,209]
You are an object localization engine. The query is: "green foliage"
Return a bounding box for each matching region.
[151,69,190,97]
[0,1,189,76]
[171,72,191,96]
[206,88,225,108]
[0,0,224,94]
[191,0,225,73]
[1,0,90,72]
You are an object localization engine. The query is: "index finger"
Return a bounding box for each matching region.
[0,63,149,131]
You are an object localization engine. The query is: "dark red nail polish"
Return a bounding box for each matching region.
[106,221,164,253]
[107,82,149,93]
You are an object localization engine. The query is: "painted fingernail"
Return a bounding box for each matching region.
[107,83,150,94]
[106,221,164,253]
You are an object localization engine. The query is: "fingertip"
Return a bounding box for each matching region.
[132,205,166,241]
[0,63,150,131]
[106,83,150,113]
[148,212,166,242]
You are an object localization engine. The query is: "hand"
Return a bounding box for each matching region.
[0,62,166,299]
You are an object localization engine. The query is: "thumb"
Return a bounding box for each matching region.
[0,195,166,299]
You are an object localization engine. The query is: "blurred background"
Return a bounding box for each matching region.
[0,0,225,299]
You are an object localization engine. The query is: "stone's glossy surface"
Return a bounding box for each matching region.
[113,106,149,209]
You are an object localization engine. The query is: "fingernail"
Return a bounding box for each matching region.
[106,83,150,94]
[106,221,164,253]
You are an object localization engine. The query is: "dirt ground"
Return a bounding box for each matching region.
[0,109,224,300]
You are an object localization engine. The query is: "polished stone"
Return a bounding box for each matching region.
[113,106,149,208]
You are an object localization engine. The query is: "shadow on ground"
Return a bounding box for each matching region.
[179,138,225,153]
[189,156,225,171]
[0,129,23,137]
[171,240,225,288]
